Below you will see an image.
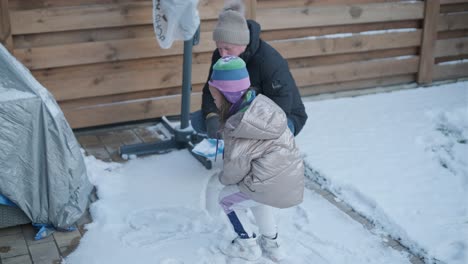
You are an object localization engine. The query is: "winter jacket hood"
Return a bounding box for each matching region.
[224,94,287,140]
[239,20,261,64]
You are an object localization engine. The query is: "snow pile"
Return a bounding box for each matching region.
[297,81,468,264]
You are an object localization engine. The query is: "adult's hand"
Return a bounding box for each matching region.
[206,114,220,139]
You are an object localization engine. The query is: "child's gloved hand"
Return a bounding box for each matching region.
[206,114,220,139]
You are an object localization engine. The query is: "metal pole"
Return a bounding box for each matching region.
[180,39,193,129]
[180,26,200,130]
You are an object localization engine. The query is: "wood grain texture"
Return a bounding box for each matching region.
[418,0,440,84]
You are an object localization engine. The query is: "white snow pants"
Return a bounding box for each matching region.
[218,185,277,239]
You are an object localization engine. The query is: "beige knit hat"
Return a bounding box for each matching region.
[213,0,250,45]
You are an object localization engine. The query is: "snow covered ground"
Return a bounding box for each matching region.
[298,81,467,264]
[64,80,467,264]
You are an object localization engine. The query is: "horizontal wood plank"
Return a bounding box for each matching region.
[261,20,421,41]
[438,29,468,39]
[40,63,210,101]
[437,12,468,31]
[59,83,204,110]
[257,0,409,9]
[14,24,155,48]
[288,47,419,68]
[33,52,212,80]
[292,56,419,87]
[433,60,468,80]
[13,31,215,69]
[270,30,422,59]
[62,92,202,129]
[435,54,468,63]
[435,36,468,57]
[440,0,468,4]
[10,0,222,34]
[300,74,415,96]
[13,19,217,49]
[440,3,468,13]
[257,2,424,30]
[8,0,147,10]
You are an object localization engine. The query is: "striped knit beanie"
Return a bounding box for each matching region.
[208,56,251,104]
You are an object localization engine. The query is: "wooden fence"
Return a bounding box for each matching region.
[1,0,467,129]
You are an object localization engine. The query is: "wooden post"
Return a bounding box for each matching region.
[0,0,13,52]
[417,0,440,84]
[245,0,257,20]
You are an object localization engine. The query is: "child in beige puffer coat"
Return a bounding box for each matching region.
[208,55,305,262]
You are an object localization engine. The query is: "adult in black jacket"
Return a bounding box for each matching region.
[191,2,307,138]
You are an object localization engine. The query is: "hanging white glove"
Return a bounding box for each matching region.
[153,0,200,49]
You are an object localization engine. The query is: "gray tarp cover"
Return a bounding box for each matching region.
[0,44,93,228]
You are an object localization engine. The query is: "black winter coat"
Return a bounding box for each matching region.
[201,20,308,135]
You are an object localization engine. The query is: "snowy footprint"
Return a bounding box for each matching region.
[281,206,331,264]
[121,207,219,248]
[293,205,310,231]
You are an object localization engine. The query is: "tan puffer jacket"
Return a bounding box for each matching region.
[219,94,304,208]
